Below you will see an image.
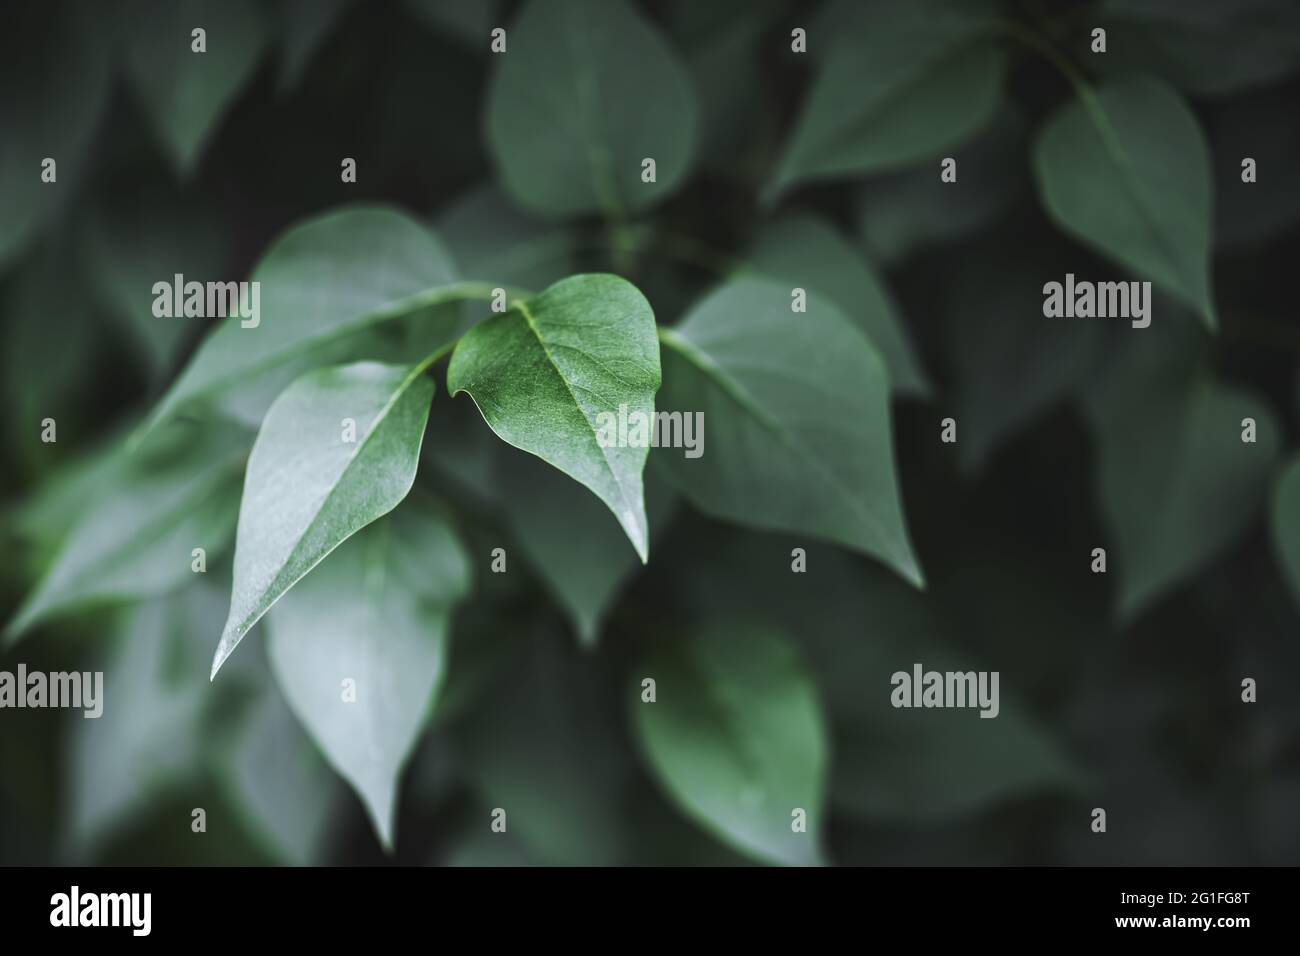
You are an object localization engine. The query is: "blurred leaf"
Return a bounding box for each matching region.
[485,0,698,218]
[495,446,676,646]
[146,205,479,431]
[1083,327,1279,619]
[267,497,470,848]
[666,0,785,178]
[1032,77,1216,329]
[78,186,231,380]
[656,277,922,587]
[0,1,112,267]
[435,184,578,292]
[447,274,661,561]
[458,628,635,865]
[672,531,1080,824]
[277,0,352,90]
[947,253,1112,473]
[857,107,1024,265]
[1270,457,1300,615]
[5,423,246,643]
[64,588,215,855]
[212,361,434,676]
[767,0,1005,198]
[221,673,342,866]
[749,213,930,396]
[633,622,828,866]
[126,0,272,174]
[0,243,105,475]
[1099,0,1300,98]
[404,0,500,49]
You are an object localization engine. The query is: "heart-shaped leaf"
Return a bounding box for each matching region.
[748,214,930,396]
[1033,76,1216,328]
[767,0,1005,199]
[656,277,922,586]
[633,622,829,867]
[485,0,697,219]
[211,360,435,677]
[268,496,470,849]
[1083,327,1278,618]
[446,273,661,561]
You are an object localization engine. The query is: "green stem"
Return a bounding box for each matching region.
[994,19,1126,159]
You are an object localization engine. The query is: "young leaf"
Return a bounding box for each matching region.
[146,205,476,432]
[4,424,246,644]
[767,0,1005,199]
[1033,76,1217,329]
[446,273,661,561]
[633,623,829,867]
[656,277,922,587]
[749,214,930,396]
[211,361,435,677]
[485,0,698,218]
[126,0,271,174]
[267,499,471,849]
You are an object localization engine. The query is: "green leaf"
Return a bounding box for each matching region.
[749,213,930,396]
[211,360,435,677]
[78,185,231,380]
[1032,76,1217,329]
[856,106,1024,265]
[404,0,500,50]
[221,675,343,866]
[65,589,215,853]
[0,2,112,267]
[146,205,480,432]
[447,274,661,561]
[1271,457,1300,615]
[656,277,922,586]
[267,498,470,849]
[277,0,352,90]
[435,184,578,293]
[125,0,271,173]
[1083,332,1279,619]
[1098,0,1300,98]
[4,424,246,644]
[947,253,1113,473]
[485,0,698,218]
[633,622,829,866]
[495,445,676,646]
[672,532,1081,823]
[767,0,1006,199]
[458,627,635,865]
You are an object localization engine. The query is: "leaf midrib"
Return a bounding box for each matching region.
[226,364,431,648]
[515,299,637,522]
[661,325,915,575]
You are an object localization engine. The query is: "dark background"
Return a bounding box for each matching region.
[2,0,1300,866]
